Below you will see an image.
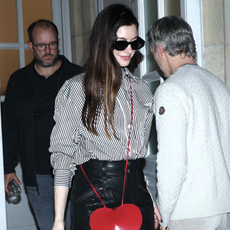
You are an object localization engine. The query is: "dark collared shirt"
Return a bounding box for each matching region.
[31,65,62,174]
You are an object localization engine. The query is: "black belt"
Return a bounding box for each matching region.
[77,159,144,175]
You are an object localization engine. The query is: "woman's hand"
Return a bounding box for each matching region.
[146,185,162,230]
[52,186,69,230]
[52,220,65,230]
[153,199,162,229]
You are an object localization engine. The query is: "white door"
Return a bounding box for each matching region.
[95,0,160,199]
[138,0,203,200]
[95,0,203,201]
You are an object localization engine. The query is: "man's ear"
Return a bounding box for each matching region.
[158,43,165,56]
[27,41,33,53]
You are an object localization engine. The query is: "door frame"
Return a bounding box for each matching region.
[157,0,204,67]
[180,0,204,67]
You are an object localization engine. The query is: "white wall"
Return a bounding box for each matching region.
[0,107,7,230]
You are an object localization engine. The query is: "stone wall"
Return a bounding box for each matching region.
[203,0,230,86]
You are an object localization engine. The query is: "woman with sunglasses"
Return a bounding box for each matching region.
[50,3,161,230]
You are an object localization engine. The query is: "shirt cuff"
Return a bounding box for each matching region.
[53,169,73,188]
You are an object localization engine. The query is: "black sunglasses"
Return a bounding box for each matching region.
[113,37,145,51]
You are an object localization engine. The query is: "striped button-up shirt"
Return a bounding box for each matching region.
[49,68,154,187]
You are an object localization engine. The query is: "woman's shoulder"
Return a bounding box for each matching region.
[59,73,85,100]
[66,72,84,87]
[65,73,84,90]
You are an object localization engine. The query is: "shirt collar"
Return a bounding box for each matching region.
[121,67,138,83]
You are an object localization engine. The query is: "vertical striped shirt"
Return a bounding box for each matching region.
[49,68,154,187]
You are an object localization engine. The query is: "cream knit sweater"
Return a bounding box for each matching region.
[154,64,230,227]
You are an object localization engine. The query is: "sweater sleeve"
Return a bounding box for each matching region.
[154,83,188,227]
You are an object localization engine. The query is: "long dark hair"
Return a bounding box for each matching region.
[82,4,138,139]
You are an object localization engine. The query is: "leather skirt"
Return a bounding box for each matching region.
[71,159,155,230]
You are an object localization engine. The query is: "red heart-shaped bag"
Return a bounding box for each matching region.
[90,204,142,230]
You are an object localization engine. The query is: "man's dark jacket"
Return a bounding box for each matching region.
[2,55,83,187]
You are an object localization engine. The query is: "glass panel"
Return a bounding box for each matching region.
[0,0,17,43]
[148,80,160,155]
[0,50,19,95]
[22,0,52,43]
[143,0,181,75]
[143,78,160,200]
[102,0,131,8]
[164,0,181,16]
[25,49,34,66]
[143,0,159,73]
[140,1,160,200]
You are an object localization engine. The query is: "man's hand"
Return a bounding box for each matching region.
[5,173,21,196]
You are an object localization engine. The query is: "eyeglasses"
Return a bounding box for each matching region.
[113,37,145,51]
[31,41,58,51]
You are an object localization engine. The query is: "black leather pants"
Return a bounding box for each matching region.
[71,159,155,230]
